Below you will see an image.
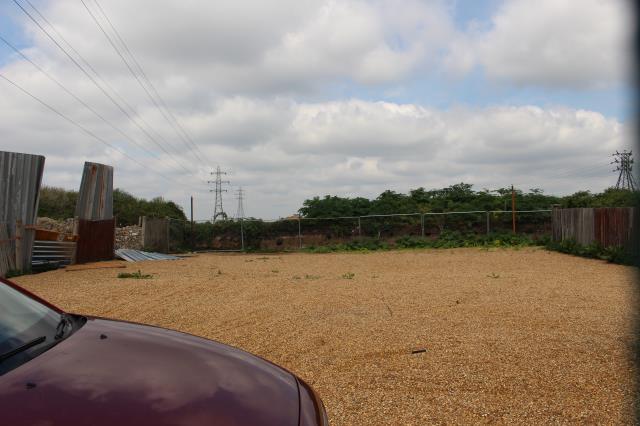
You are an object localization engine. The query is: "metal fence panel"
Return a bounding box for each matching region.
[76,218,115,264]
[75,162,113,220]
[0,151,45,276]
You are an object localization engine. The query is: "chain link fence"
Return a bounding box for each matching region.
[167,209,552,252]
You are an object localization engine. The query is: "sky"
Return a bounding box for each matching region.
[0,0,634,220]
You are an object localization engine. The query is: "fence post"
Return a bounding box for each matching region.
[298,217,302,249]
[358,217,362,237]
[421,214,425,238]
[71,217,79,264]
[15,219,23,272]
[511,185,516,233]
[486,211,490,235]
[240,218,245,251]
[190,196,194,252]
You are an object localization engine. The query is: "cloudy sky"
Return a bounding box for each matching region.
[0,0,634,219]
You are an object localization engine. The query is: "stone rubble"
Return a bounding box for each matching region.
[36,217,142,250]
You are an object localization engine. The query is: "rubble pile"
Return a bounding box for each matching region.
[115,225,142,250]
[36,217,143,250]
[36,217,75,234]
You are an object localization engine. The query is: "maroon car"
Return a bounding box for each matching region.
[0,278,328,426]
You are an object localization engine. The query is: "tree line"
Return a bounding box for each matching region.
[297,183,639,218]
[38,186,186,226]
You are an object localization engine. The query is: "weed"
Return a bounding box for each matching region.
[304,274,320,280]
[118,270,152,279]
[487,272,500,279]
[342,272,355,279]
[271,269,279,273]
[292,275,301,280]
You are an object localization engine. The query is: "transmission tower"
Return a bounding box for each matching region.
[207,166,230,221]
[612,150,637,191]
[235,187,246,220]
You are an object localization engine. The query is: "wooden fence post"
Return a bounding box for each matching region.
[71,217,79,264]
[15,219,23,272]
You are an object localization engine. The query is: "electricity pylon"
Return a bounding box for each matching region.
[235,187,246,220]
[612,150,637,191]
[207,166,230,221]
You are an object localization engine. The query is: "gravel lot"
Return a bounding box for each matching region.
[13,248,638,424]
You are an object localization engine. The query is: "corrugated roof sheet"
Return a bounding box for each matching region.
[0,151,45,276]
[75,162,113,220]
[115,249,180,262]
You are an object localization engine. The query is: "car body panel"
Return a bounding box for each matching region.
[0,316,300,426]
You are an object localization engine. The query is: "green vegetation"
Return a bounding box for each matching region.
[117,270,152,279]
[304,231,540,253]
[544,239,635,265]
[39,186,186,226]
[341,272,355,279]
[298,184,638,217]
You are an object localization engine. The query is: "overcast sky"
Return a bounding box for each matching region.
[0,0,634,219]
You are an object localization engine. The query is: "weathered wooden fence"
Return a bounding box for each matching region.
[142,216,169,253]
[552,207,638,250]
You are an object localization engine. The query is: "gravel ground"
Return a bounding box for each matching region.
[13,248,638,424]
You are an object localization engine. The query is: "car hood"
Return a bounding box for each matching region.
[0,317,299,426]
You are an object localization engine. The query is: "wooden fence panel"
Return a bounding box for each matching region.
[142,217,169,253]
[553,207,637,250]
[76,218,115,264]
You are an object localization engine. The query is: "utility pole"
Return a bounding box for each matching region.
[234,188,246,251]
[511,185,516,233]
[207,166,230,222]
[612,150,637,191]
[190,196,194,252]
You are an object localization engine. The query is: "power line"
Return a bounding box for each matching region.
[13,0,196,176]
[0,71,199,189]
[0,34,166,165]
[78,0,205,169]
[90,0,212,168]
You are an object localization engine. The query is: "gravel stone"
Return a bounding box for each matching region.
[13,248,638,425]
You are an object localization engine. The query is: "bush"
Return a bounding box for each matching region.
[544,239,635,265]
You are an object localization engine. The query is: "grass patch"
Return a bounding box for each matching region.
[342,272,355,280]
[117,270,152,279]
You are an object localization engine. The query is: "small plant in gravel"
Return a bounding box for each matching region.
[271,269,279,273]
[487,272,500,279]
[342,272,355,279]
[304,274,320,280]
[118,270,152,279]
[292,275,301,280]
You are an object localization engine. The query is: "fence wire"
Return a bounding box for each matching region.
[167,209,552,252]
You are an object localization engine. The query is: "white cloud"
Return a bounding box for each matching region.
[445,0,632,88]
[0,0,632,219]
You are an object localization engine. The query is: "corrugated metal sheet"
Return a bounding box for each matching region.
[75,162,113,220]
[0,151,45,276]
[32,240,76,266]
[115,249,179,262]
[76,218,115,264]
